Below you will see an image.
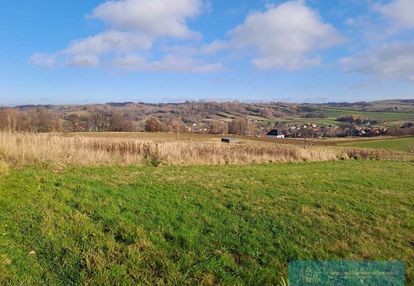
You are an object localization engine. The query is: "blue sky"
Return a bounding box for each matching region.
[0,0,413,106]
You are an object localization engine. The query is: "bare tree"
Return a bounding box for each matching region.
[229,117,249,135]
[166,118,181,139]
[302,128,316,149]
[28,108,62,132]
[121,120,136,132]
[209,120,227,135]
[109,110,124,132]
[0,108,19,131]
[89,109,109,132]
[66,114,82,132]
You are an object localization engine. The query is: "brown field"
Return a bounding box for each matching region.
[0,131,412,167]
[67,131,413,147]
[66,131,221,142]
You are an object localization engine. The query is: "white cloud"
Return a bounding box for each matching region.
[30,53,59,68]
[31,0,221,72]
[113,54,223,73]
[31,0,342,73]
[228,1,342,70]
[30,30,152,68]
[90,0,203,39]
[375,0,414,30]
[161,40,228,56]
[341,41,414,81]
[66,54,100,68]
[30,52,100,68]
[252,56,321,70]
[198,40,228,55]
[67,31,153,55]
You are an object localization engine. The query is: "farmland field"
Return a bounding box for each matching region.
[260,107,414,128]
[67,132,414,153]
[320,107,414,122]
[1,160,414,285]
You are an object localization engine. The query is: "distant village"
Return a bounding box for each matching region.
[190,115,413,139]
[263,116,413,139]
[266,124,388,139]
[189,120,413,139]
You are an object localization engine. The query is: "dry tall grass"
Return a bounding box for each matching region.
[0,132,411,167]
[0,160,8,175]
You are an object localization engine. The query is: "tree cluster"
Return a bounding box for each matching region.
[0,108,61,132]
[229,117,249,135]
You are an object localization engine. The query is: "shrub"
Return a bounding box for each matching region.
[145,118,166,132]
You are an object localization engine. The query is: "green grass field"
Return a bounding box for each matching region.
[1,161,413,285]
[341,137,414,152]
[257,106,414,128]
[320,107,414,122]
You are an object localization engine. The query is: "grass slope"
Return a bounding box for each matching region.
[342,137,414,152]
[320,107,414,122]
[1,161,414,285]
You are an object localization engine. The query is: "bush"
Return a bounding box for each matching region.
[302,112,327,119]
[145,118,166,132]
[336,115,365,124]
[149,159,161,167]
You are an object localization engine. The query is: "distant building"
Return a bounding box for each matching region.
[221,137,240,143]
[266,129,285,139]
[401,122,413,128]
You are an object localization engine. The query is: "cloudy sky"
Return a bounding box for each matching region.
[0,0,413,105]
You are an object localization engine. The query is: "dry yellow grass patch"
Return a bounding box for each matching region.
[0,160,8,176]
[0,132,411,167]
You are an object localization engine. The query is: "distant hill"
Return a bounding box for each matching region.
[1,99,413,133]
[319,99,414,113]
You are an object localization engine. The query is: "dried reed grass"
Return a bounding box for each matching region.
[0,132,411,167]
[0,160,8,175]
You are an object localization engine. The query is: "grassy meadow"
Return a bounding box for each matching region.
[0,131,414,285]
[1,161,414,285]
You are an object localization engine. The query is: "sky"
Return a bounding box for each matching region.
[0,0,414,106]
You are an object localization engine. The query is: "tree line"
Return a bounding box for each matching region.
[0,107,257,135]
[0,108,61,132]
